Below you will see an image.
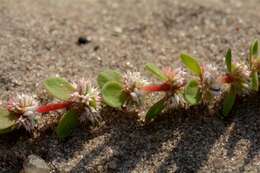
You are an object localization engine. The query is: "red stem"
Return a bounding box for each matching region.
[36,101,72,113]
[220,74,234,84]
[142,83,171,92]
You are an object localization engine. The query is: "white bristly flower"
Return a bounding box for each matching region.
[230,62,251,94]
[163,67,187,88]
[202,64,222,99]
[174,67,187,87]
[165,93,186,109]
[123,71,149,105]
[70,79,101,124]
[8,94,39,132]
[123,71,149,88]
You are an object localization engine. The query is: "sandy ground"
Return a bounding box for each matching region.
[1,0,260,172]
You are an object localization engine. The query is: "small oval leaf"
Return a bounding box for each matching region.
[97,70,123,88]
[222,88,236,117]
[225,48,232,72]
[56,110,79,139]
[184,80,201,105]
[180,54,202,76]
[44,77,75,100]
[102,81,126,108]
[145,63,168,81]
[0,108,17,134]
[146,99,165,120]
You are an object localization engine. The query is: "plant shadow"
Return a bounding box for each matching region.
[1,95,260,172]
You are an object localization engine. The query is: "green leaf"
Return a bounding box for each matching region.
[250,40,259,59]
[44,77,75,100]
[0,108,17,134]
[102,81,126,108]
[251,71,259,91]
[184,80,202,105]
[225,48,232,72]
[97,70,123,88]
[145,63,168,81]
[180,54,202,76]
[56,110,79,139]
[222,88,236,117]
[146,99,165,120]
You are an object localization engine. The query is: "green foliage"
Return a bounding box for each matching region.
[180,54,202,76]
[222,88,236,117]
[146,99,165,120]
[56,110,79,139]
[97,70,122,89]
[0,108,17,134]
[145,63,168,81]
[250,40,259,59]
[225,48,232,72]
[251,71,259,91]
[101,81,126,108]
[44,77,75,100]
[184,80,201,105]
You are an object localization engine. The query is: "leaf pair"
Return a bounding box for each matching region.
[98,70,126,108]
[180,54,202,105]
[145,59,202,120]
[44,77,78,139]
[144,64,167,120]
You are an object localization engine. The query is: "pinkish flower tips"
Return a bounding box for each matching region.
[162,67,187,87]
[70,79,101,123]
[8,94,39,132]
[221,62,250,94]
[123,71,149,105]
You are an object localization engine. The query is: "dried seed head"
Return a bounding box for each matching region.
[7,94,39,132]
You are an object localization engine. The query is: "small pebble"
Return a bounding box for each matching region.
[77,36,91,45]
[22,154,50,173]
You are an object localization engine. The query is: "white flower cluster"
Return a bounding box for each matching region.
[123,71,149,105]
[229,62,251,94]
[202,64,222,98]
[70,79,101,123]
[7,94,39,132]
[163,67,187,88]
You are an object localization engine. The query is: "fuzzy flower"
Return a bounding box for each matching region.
[123,71,149,105]
[123,71,149,88]
[220,62,250,94]
[165,93,186,109]
[7,94,39,132]
[201,64,222,101]
[162,67,186,88]
[70,79,101,123]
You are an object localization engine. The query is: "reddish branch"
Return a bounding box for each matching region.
[36,101,72,113]
[142,83,171,92]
